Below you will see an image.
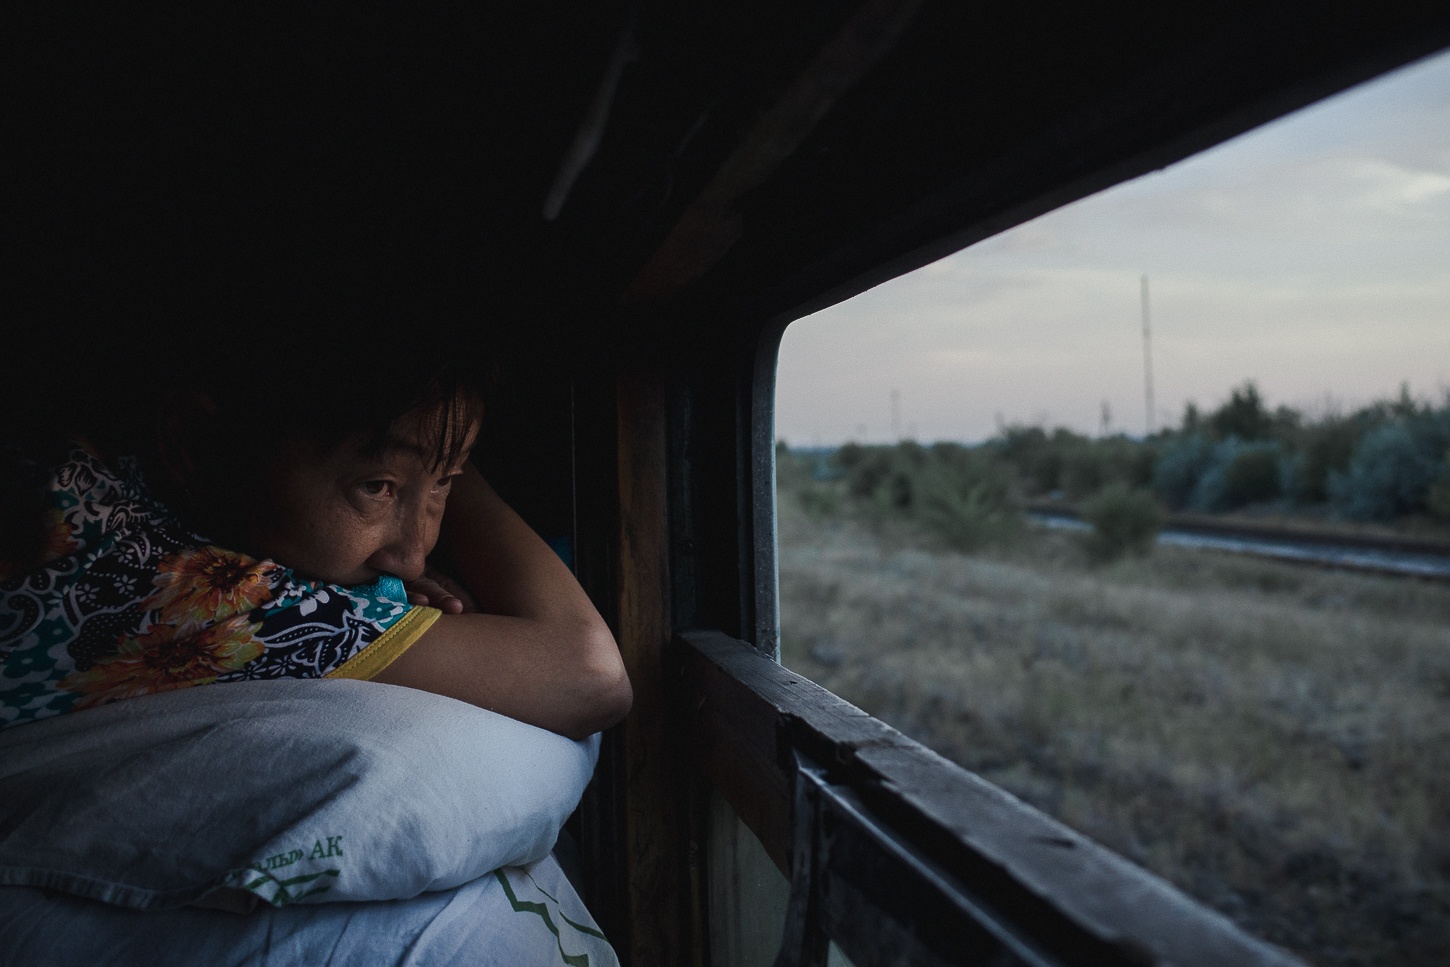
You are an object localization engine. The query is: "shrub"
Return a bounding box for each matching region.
[1058,437,1155,500]
[1022,448,1063,495]
[1180,401,1202,435]
[841,444,897,501]
[1208,381,1273,441]
[1221,442,1282,507]
[919,478,1022,550]
[995,425,1060,495]
[1185,438,1283,511]
[778,443,844,517]
[837,441,1022,549]
[1283,416,1364,504]
[839,442,932,511]
[797,484,840,518]
[1108,437,1157,489]
[1428,451,1450,521]
[1060,442,1110,499]
[993,425,1049,468]
[833,441,866,469]
[1080,483,1164,561]
[1153,433,1215,510]
[1329,412,1450,520]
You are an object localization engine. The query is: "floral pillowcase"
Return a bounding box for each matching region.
[0,444,429,731]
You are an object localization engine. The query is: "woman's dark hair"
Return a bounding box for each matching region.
[173,339,490,496]
[2,147,505,558]
[221,352,489,471]
[10,291,489,502]
[1,335,491,573]
[340,365,488,473]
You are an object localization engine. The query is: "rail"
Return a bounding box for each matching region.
[1028,507,1450,582]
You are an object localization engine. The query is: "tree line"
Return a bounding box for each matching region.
[778,382,1450,559]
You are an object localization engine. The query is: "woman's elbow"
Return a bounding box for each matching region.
[586,667,634,740]
[565,628,632,740]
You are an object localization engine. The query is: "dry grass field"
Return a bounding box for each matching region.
[777,497,1450,966]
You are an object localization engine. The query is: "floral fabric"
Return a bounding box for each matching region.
[0,444,421,730]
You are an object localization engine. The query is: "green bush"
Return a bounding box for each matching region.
[916,451,1021,551]
[1181,438,1283,511]
[1428,451,1450,521]
[1060,443,1109,499]
[777,443,849,518]
[831,441,1022,549]
[1080,483,1164,561]
[1328,411,1450,519]
[1208,381,1273,441]
[993,425,1071,495]
[1153,433,1215,510]
[841,441,928,507]
[1284,416,1363,503]
[797,484,840,518]
[984,386,1450,526]
[1221,443,1282,507]
[1058,436,1156,499]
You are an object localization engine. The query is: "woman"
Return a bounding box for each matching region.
[0,345,631,739]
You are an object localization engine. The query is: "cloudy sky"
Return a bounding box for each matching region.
[776,47,1450,447]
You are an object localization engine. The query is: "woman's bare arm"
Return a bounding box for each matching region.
[372,465,631,739]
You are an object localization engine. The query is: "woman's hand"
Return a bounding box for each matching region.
[404,567,478,614]
[374,465,631,740]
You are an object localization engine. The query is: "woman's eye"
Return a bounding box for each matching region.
[433,472,460,493]
[361,480,393,498]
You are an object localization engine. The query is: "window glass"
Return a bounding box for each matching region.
[775,49,1450,967]
[707,793,790,967]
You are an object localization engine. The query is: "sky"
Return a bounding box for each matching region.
[775,47,1450,447]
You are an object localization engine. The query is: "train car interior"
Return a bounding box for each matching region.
[9,2,1450,965]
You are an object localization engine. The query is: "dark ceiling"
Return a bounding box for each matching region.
[13,1,1450,371]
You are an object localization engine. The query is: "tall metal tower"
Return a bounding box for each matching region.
[1141,274,1155,436]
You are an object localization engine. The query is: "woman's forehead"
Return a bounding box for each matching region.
[363,403,481,466]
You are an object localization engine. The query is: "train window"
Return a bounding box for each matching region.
[773,48,1450,967]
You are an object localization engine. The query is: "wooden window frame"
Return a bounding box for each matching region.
[663,323,1306,965]
[570,9,1450,959]
[682,629,1302,967]
[588,302,1308,964]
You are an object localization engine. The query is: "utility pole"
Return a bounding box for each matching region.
[890,389,901,441]
[1141,274,1155,436]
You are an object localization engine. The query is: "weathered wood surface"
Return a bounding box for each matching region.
[621,0,923,304]
[611,374,705,967]
[782,763,1058,967]
[21,4,1450,369]
[683,629,1305,967]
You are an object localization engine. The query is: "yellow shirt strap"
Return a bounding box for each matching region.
[325,606,442,681]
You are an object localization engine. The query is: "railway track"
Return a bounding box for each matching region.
[1027,508,1450,582]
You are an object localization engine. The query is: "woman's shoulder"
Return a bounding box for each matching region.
[1,440,188,575]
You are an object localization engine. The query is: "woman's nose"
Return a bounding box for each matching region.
[367,511,433,582]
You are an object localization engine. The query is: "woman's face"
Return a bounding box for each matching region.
[234,407,478,586]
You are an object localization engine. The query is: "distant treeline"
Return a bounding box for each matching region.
[778,382,1450,555]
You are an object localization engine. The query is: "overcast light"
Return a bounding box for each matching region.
[776,47,1450,447]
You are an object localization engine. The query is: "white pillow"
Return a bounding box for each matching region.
[0,679,599,911]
